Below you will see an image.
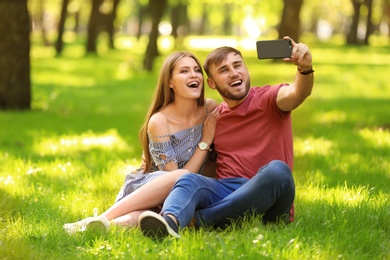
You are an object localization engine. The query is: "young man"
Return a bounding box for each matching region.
[138,36,314,238]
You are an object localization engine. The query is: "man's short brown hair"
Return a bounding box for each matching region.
[203,46,243,78]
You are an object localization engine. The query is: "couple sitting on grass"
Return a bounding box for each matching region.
[63,36,314,239]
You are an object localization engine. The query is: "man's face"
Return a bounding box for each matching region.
[207,52,250,107]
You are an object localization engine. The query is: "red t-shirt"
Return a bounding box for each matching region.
[214,84,295,220]
[214,84,294,179]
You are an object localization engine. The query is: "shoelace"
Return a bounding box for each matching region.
[93,208,99,217]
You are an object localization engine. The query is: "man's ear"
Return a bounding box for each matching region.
[207,78,216,90]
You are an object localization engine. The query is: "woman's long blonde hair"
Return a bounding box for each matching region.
[139,52,205,173]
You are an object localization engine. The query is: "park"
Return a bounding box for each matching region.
[0,1,389,259]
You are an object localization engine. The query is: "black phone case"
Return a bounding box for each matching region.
[256,39,292,59]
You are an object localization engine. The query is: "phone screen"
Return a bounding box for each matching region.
[256,39,292,59]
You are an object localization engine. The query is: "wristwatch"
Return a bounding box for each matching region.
[198,142,210,151]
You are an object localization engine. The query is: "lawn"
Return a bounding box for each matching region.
[0,36,389,259]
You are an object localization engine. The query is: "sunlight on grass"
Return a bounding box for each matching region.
[294,136,333,156]
[33,129,130,156]
[298,183,387,209]
[314,110,347,125]
[359,127,390,147]
[0,175,15,186]
[33,66,96,88]
[3,39,389,259]
[313,45,390,66]
[185,36,258,51]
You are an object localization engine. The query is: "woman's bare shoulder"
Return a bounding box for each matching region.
[148,112,170,140]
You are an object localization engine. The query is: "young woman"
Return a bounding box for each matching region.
[63,51,218,234]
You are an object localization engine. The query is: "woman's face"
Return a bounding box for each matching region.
[169,56,204,100]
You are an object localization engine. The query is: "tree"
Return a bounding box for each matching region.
[55,0,70,55]
[143,0,167,71]
[386,0,390,39]
[136,3,147,40]
[363,0,374,45]
[0,0,31,110]
[198,3,208,35]
[222,3,233,35]
[38,0,50,46]
[86,0,103,53]
[171,2,189,38]
[347,0,374,45]
[278,0,303,42]
[85,0,121,53]
[107,0,121,48]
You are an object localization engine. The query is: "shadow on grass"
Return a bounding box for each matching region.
[0,186,120,259]
[295,196,390,258]
[292,96,389,192]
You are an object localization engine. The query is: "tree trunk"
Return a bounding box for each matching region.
[73,10,80,33]
[86,0,103,53]
[278,0,303,42]
[223,4,233,35]
[0,0,31,110]
[171,3,189,48]
[38,0,50,46]
[171,4,180,39]
[383,0,390,40]
[136,4,146,40]
[199,3,208,35]
[107,0,121,49]
[55,0,69,55]
[347,0,361,44]
[143,0,167,71]
[363,0,373,45]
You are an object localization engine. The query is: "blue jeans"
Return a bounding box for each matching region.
[161,160,295,228]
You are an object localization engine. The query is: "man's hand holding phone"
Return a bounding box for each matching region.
[256,36,312,72]
[282,36,312,72]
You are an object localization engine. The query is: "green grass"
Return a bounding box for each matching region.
[1,37,389,259]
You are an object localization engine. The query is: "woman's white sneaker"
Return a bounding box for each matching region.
[63,208,110,234]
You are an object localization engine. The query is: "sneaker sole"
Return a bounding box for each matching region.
[86,220,109,233]
[139,212,180,239]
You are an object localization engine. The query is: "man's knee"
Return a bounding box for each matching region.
[268,160,291,175]
[257,160,293,184]
[175,173,206,189]
[177,173,200,182]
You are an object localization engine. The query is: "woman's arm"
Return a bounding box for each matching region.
[147,112,180,171]
[181,98,218,173]
[149,98,218,173]
[101,101,218,221]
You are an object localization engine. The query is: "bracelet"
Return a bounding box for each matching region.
[298,67,314,75]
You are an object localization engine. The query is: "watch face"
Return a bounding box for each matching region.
[199,142,208,150]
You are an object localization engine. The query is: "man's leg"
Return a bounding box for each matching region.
[161,173,240,228]
[139,173,244,238]
[195,160,295,228]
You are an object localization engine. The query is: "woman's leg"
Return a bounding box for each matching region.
[111,206,161,227]
[101,169,189,221]
[110,211,142,227]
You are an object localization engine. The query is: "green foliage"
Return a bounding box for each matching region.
[0,37,389,259]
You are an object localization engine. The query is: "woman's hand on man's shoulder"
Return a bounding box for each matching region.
[205,98,219,112]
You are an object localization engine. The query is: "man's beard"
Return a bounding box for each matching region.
[216,80,250,101]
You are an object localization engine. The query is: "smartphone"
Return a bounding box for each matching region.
[256,39,292,59]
